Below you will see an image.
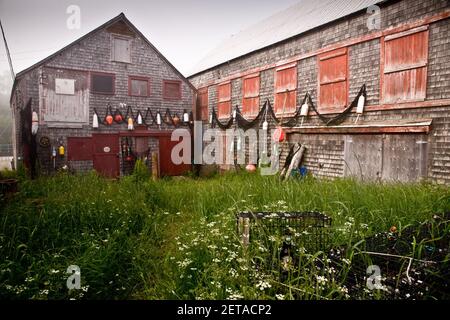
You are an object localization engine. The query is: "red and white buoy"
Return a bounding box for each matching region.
[31,111,39,135]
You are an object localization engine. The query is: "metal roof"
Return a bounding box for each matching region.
[188,0,383,77]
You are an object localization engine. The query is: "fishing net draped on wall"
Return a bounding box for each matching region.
[212,84,367,130]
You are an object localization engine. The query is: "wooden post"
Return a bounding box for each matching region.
[151,151,159,181]
[242,217,250,246]
[285,145,306,180]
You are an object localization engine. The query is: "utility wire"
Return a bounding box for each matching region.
[0,18,15,81]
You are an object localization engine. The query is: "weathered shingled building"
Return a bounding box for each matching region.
[10,13,194,177]
[189,0,450,183]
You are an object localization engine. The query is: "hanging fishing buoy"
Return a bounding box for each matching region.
[300,102,309,117]
[52,146,57,169]
[137,112,143,125]
[165,112,172,124]
[209,113,213,124]
[105,114,113,125]
[262,120,268,131]
[237,135,242,151]
[92,112,99,128]
[273,127,285,142]
[173,114,181,126]
[114,113,123,123]
[31,111,39,135]
[58,144,65,157]
[183,110,189,123]
[128,117,134,130]
[355,94,365,124]
[156,112,162,125]
[356,94,365,114]
[232,109,237,119]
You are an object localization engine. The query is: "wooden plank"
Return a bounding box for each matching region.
[381,134,427,182]
[314,98,450,115]
[285,121,432,134]
[384,25,429,41]
[344,135,383,180]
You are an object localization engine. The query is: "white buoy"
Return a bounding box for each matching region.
[92,113,99,128]
[183,111,189,123]
[300,102,309,117]
[357,95,365,114]
[137,113,143,125]
[355,94,365,124]
[237,136,242,151]
[156,112,162,125]
[31,111,39,135]
[262,120,268,131]
[233,109,237,119]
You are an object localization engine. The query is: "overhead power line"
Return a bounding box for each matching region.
[0,18,15,81]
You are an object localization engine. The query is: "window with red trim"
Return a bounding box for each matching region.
[381,26,428,103]
[129,76,150,97]
[91,72,115,95]
[163,80,182,100]
[197,87,208,121]
[217,82,231,118]
[274,64,297,113]
[242,74,260,116]
[318,47,348,112]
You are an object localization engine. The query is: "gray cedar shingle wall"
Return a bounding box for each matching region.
[189,0,450,184]
[12,20,194,175]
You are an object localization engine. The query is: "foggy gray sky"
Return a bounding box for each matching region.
[0,0,300,89]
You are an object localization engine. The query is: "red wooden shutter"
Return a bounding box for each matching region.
[274,63,297,113]
[318,47,348,112]
[382,26,428,103]
[197,87,208,121]
[242,74,260,115]
[217,82,231,118]
[67,137,93,161]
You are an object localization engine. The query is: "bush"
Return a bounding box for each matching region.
[132,159,150,182]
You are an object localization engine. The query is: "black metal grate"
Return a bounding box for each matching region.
[236,211,332,254]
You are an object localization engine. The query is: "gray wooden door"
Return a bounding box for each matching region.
[344,134,428,182]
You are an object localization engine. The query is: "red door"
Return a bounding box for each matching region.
[92,134,120,178]
[159,135,191,176]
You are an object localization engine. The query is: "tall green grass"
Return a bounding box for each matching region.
[0,171,448,299]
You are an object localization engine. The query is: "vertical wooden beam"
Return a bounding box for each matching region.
[151,151,159,181]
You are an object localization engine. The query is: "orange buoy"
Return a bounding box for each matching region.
[105,115,113,125]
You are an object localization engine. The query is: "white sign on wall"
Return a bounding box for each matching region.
[55,78,75,95]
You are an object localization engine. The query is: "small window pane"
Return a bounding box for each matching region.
[92,74,114,94]
[164,81,181,99]
[131,79,148,96]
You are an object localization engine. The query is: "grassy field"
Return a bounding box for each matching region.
[0,169,449,300]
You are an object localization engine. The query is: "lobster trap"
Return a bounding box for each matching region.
[236,211,332,254]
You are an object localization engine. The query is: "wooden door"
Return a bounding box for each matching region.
[158,136,191,176]
[344,135,383,181]
[92,134,120,178]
